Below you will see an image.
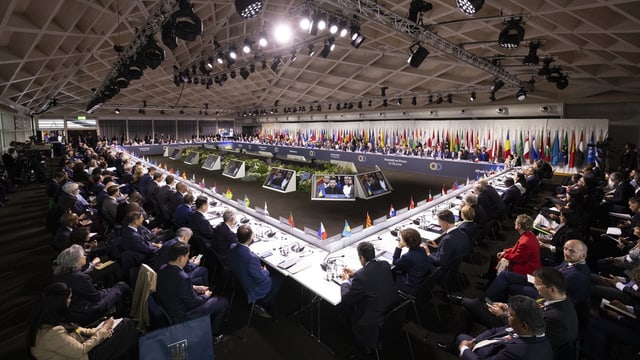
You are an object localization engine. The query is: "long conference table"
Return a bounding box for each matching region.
[121,146,515,344]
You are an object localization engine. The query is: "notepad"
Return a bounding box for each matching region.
[600,298,637,319]
[606,227,622,236]
[94,260,115,270]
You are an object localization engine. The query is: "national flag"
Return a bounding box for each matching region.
[212,182,217,194]
[365,212,372,228]
[342,220,352,237]
[428,190,433,202]
[244,194,250,208]
[568,130,576,168]
[523,132,530,160]
[552,130,560,166]
[169,168,175,174]
[318,222,328,240]
[466,177,470,186]
[192,173,196,182]
[264,201,269,216]
[576,130,585,168]
[288,211,295,228]
[181,171,188,180]
[441,184,447,196]
[389,204,396,218]
[199,178,205,189]
[225,187,233,199]
[562,131,569,165]
[545,131,551,162]
[452,180,459,191]
[530,132,538,161]
[409,197,415,210]
[517,130,524,158]
[504,130,511,158]
[587,131,595,164]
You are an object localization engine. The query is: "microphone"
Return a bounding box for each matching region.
[320,254,345,271]
[240,215,250,224]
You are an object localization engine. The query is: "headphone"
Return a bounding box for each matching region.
[291,242,305,253]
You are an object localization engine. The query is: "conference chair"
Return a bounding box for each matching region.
[147,291,173,331]
[374,299,415,360]
[130,264,157,331]
[430,259,465,321]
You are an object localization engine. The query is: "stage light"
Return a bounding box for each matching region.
[538,57,553,77]
[239,67,249,80]
[516,88,527,101]
[407,42,429,68]
[469,91,476,101]
[358,101,363,109]
[350,24,365,48]
[261,59,267,70]
[206,57,214,69]
[412,96,417,105]
[456,0,484,16]
[339,20,349,37]
[161,20,178,50]
[547,68,569,90]
[274,23,293,43]
[216,52,224,64]
[523,41,540,66]
[180,109,185,114]
[491,78,505,93]
[271,56,281,71]
[328,37,336,51]
[160,109,165,115]
[316,14,327,31]
[447,94,453,103]
[436,95,443,104]
[328,16,338,34]
[300,11,311,30]
[489,92,496,102]
[258,32,268,47]
[171,1,202,42]
[319,40,331,58]
[114,108,120,114]
[499,18,525,49]
[141,37,165,69]
[408,0,433,24]
[249,64,255,72]
[229,70,236,79]
[235,0,264,19]
[307,43,315,56]
[428,95,433,104]
[229,45,237,60]
[242,38,252,54]
[290,49,297,62]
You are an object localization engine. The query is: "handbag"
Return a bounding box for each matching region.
[139,315,213,360]
[496,257,510,274]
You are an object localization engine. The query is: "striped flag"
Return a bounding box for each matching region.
[389,204,396,218]
[428,190,433,202]
[288,211,295,228]
[441,184,447,196]
[199,178,205,189]
[318,222,328,240]
[365,212,372,228]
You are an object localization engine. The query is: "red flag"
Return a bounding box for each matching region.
[288,211,295,228]
[569,130,576,168]
[409,197,415,210]
[441,184,447,196]
[365,212,372,228]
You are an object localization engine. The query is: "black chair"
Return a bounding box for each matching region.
[147,291,174,330]
[227,275,258,341]
[555,338,579,360]
[375,299,415,360]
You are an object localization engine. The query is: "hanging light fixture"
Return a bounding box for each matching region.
[498,18,525,49]
[516,88,527,101]
[523,41,540,66]
[171,1,202,42]
[234,0,264,19]
[456,0,484,16]
[407,42,429,68]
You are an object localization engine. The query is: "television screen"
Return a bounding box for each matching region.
[169,148,181,158]
[223,159,243,177]
[356,170,392,198]
[311,174,356,201]
[184,152,198,163]
[202,155,218,169]
[263,167,295,191]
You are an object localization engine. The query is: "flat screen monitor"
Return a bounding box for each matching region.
[223,159,243,177]
[263,167,295,192]
[356,170,392,198]
[168,148,181,159]
[202,155,218,169]
[311,174,356,201]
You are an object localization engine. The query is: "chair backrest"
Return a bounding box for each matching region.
[147,291,173,330]
[381,299,410,337]
[130,264,157,330]
[554,338,579,360]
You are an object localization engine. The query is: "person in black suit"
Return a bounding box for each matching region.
[173,193,194,228]
[118,211,161,267]
[188,195,215,255]
[156,174,176,221]
[155,227,208,286]
[538,209,583,266]
[462,193,488,246]
[100,185,120,229]
[458,205,480,249]
[500,178,521,210]
[53,212,77,252]
[474,179,506,220]
[167,182,188,216]
[605,171,636,213]
[144,172,163,213]
[212,209,238,265]
[455,295,552,360]
[425,210,470,284]
[392,228,435,296]
[484,240,591,305]
[340,241,398,353]
[445,267,578,357]
[136,166,154,198]
[156,242,228,344]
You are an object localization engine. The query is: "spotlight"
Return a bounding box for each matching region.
[180,109,185,114]
[428,95,433,104]
[397,98,402,105]
[381,86,388,97]
[171,1,202,42]
[115,73,130,88]
[538,57,553,77]
[205,57,214,69]
[358,101,363,109]
[316,14,327,31]
[469,91,476,101]
[229,70,236,79]
[234,0,264,19]
[523,41,540,66]
[274,23,293,43]
[540,106,550,113]
[547,68,569,90]
[239,67,250,80]
[114,108,120,114]
[368,100,372,107]
[408,0,433,24]
[161,21,178,50]
[307,43,315,56]
[258,32,268,47]
[516,88,527,101]
[261,59,267,70]
[160,109,165,115]
[242,38,252,54]
[382,99,388,107]
[249,64,255,72]
[499,18,525,49]
[491,78,505,93]
[319,40,331,58]
[446,94,452,103]
[350,28,365,49]
[300,11,311,30]
[228,45,237,60]
[407,42,429,68]
[141,37,165,69]
[456,0,484,16]
[497,107,506,114]
[328,16,338,34]
[436,95,443,104]
[328,37,335,51]
[489,92,496,102]
[339,20,349,37]
[411,96,417,105]
[290,48,297,62]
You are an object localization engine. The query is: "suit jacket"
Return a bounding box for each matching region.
[429,228,470,272]
[543,299,579,353]
[168,191,185,215]
[53,226,73,252]
[173,204,193,227]
[119,225,158,265]
[188,211,214,240]
[458,221,480,248]
[556,261,591,304]
[156,264,207,323]
[146,181,160,207]
[101,196,118,227]
[228,243,271,303]
[540,225,582,265]
[503,231,541,275]
[212,222,238,262]
[340,260,398,350]
[137,173,152,198]
[392,247,435,293]
[478,186,506,217]
[501,185,522,208]
[53,271,112,325]
[609,181,635,212]
[458,325,552,360]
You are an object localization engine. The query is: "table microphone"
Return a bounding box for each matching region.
[240,215,250,224]
[320,254,345,271]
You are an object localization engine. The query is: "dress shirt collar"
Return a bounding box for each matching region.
[128,225,138,232]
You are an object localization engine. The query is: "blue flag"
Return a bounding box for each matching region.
[586,131,595,164]
[551,130,560,166]
[342,220,352,237]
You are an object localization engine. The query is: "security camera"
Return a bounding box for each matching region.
[429,110,437,116]
[460,109,466,114]
[496,107,506,114]
[540,106,550,113]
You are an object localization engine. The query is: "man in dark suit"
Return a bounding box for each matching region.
[605,171,635,213]
[157,174,176,221]
[484,240,591,305]
[155,227,208,286]
[426,210,470,283]
[136,166,154,198]
[188,195,215,252]
[500,178,521,210]
[156,242,227,343]
[447,267,578,357]
[228,225,282,318]
[462,193,489,246]
[392,228,435,296]
[455,295,552,360]
[119,211,161,266]
[100,185,120,229]
[340,241,398,353]
[458,205,480,249]
[173,193,194,228]
[538,209,583,266]
[145,172,163,213]
[167,182,188,216]
[212,209,238,265]
[475,179,506,220]
[53,212,77,252]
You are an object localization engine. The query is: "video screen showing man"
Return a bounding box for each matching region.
[313,175,355,200]
[224,160,241,177]
[357,171,391,197]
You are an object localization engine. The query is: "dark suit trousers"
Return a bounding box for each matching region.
[585,315,640,359]
[186,296,229,336]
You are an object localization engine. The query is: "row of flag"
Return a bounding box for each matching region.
[259,126,606,168]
